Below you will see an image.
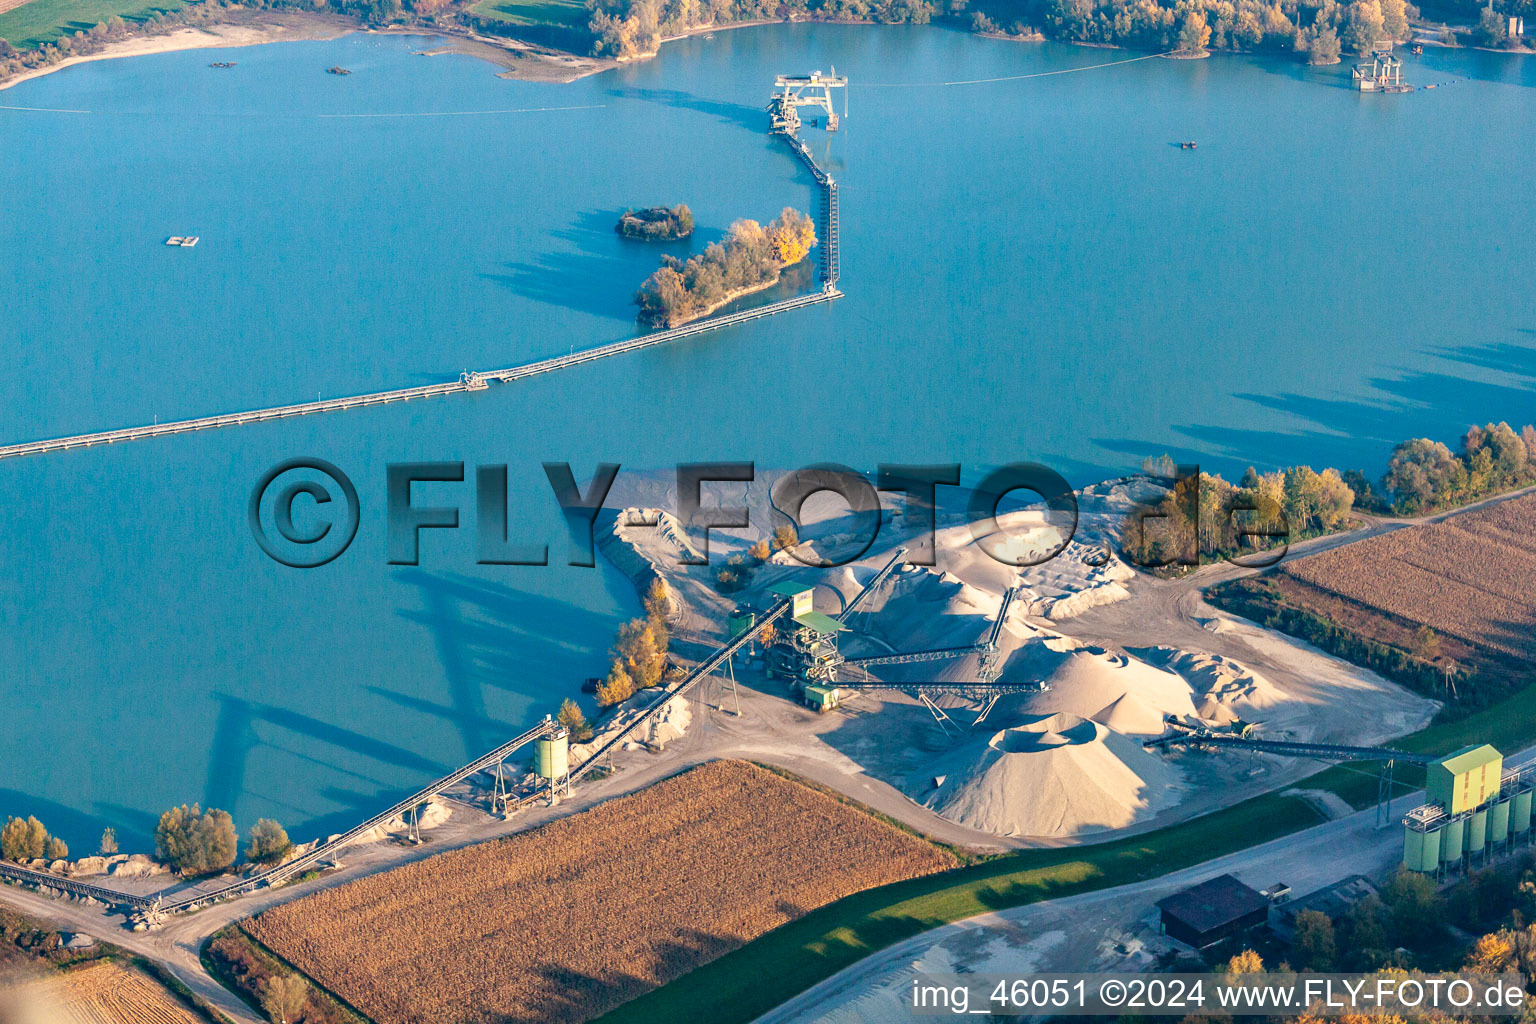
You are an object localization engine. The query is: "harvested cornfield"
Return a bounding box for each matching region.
[248,760,956,1024]
[0,960,205,1024]
[1281,492,1536,660]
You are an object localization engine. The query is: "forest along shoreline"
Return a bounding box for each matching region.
[5,0,1532,95]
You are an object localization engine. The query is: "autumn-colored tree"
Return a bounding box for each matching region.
[1466,930,1516,973]
[616,619,667,689]
[644,578,671,626]
[247,819,293,865]
[596,662,636,707]
[773,524,799,551]
[1179,9,1211,50]
[558,698,595,742]
[98,828,118,856]
[0,816,49,861]
[1225,948,1264,976]
[767,207,816,265]
[1341,0,1385,52]
[749,538,772,562]
[44,836,68,860]
[259,972,310,1024]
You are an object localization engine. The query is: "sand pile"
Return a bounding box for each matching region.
[1138,647,1283,724]
[572,691,692,762]
[844,566,1006,663]
[365,796,452,841]
[1011,638,1200,737]
[924,713,1181,837]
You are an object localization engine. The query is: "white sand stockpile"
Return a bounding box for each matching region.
[1014,635,1200,737]
[905,476,1163,622]
[1137,647,1284,725]
[925,713,1180,837]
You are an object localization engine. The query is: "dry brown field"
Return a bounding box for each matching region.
[0,960,205,1024]
[248,759,956,1024]
[1282,492,1536,661]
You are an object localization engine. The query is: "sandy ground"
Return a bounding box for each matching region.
[0,10,610,93]
[0,13,353,92]
[615,472,1435,842]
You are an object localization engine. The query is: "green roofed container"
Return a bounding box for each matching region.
[1427,745,1503,815]
[1515,790,1533,834]
[1490,798,1511,845]
[766,581,815,619]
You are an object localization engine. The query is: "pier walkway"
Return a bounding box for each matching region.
[0,289,839,463]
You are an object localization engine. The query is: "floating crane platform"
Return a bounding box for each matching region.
[769,69,847,134]
[1354,50,1411,92]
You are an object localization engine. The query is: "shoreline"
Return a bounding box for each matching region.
[6,9,1532,94]
[0,12,356,92]
[642,273,784,329]
[0,8,612,93]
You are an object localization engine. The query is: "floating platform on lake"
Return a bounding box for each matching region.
[1354,51,1411,92]
[1180,141,1198,149]
[164,236,199,247]
[327,66,352,75]
[208,61,236,68]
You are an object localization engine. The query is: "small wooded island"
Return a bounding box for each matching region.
[635,207,816,328]
[617,205,695,240]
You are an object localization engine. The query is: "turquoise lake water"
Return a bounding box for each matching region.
[1,27,1533,849]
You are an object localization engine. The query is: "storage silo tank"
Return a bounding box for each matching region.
[1404,826,1441,873]
[1420,826,1442,872]
[1515,789,1533,834]
[1490,798,1511,845]
[1468,808,1488,855]
[1441,817,1465,867]
[535,729,570,780]
[1403,827,1423,871]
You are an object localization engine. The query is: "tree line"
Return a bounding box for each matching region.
[1208,853,1536,1007]
[589,0,933,57]
[636,208,815,327]
[1,807,292,877]
[581,0,1422,62]
[1378,421,1536,514]
[1121,418,1536,566]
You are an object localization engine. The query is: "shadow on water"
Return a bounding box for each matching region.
[480,209,646,322]
[391,568,620,749]
[1104,334,1536,475]
[0,790,155,855]
[175,572,622,848]
[604,86,763,131]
